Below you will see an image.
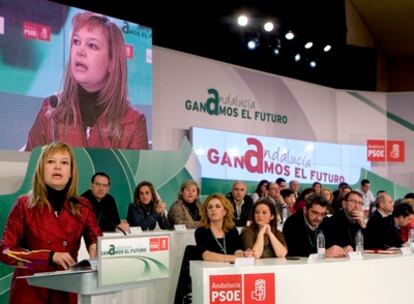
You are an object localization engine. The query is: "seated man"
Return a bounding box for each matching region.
[82,172,129,233]
[366,203,414,249]
[323,191,366,251]
[365,193,394,248]
[283,194,347,257]
[226,181,253,227]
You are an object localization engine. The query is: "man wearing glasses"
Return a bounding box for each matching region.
[283,194,348,257]
[82,172,129,233]
[323,191,366,251]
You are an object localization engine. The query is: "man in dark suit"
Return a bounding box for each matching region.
[226,181,253,227]
[283,194,347,257]
[323,191,366,251]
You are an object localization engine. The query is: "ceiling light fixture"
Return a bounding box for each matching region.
[237,15,249,27]
[285,31,294,40]
[264,22,274,32]
[323,45,332,52]
[304,42,313,49]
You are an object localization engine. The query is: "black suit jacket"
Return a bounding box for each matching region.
[226,192,253,227]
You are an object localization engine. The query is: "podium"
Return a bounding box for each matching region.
[23,270,155,304]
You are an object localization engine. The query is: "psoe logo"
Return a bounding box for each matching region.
[150,237,169,251]
[23,21,51,41]
[244,273,275,304]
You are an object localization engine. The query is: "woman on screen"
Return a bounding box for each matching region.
[195,193,254,262]
[241,198,287,258]
[25,11,148,151]
[0,142,102,304]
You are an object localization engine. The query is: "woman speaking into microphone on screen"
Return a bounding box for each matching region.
[25,11,149,151]
[0,142,102,304]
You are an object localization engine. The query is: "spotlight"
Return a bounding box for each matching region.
[237,15,249,27]
[323,45,332,52]
[273,48,280,55]
[247,39,258,50]
[294,53,301,62]
[304,42,313,49]
[285,31,294,40]
[310,61,317,68]
[264,22,274,32]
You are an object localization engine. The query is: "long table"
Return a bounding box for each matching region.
[190,253,414,304]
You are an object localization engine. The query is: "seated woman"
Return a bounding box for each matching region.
[195,193,253,262]
[168,180,202,229]
[241,198,287,258]
[127,181,169,230]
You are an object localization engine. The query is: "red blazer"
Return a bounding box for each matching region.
[25,96,149,151]
[0,195,102,304]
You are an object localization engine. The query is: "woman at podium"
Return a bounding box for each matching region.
[0,142,102,304]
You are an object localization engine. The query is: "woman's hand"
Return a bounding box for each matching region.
[155,201,167,214]
[243,248,255,258]
[53,252,75,270]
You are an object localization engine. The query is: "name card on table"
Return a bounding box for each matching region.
[307,253,322,263]
[174,224,187,232]
[348,251,364,261]
[129,226,143,234]
[400,247,413,255]
[234,257,255,267]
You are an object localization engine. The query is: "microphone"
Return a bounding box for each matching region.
[69,197,128,236]
[49,95,59,141]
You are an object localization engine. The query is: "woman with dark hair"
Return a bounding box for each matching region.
[251,179,269,203]
[0,142,102,304]
[127,181,169,230]
[241,198,287,258]
[25,11,148,151]
[168,180,202,229]
[195,193,254,262]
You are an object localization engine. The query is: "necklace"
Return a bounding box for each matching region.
[211,229,227,254]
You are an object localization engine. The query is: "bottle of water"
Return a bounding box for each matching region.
[409,228,414,252]
[355,229,364,253]
[316,231,325,259]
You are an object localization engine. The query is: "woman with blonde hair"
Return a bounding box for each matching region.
[168,180,202,229]
[321,187,334,214]
[195,193,254,262]
[0,142,102,304]
[25,11,148,151]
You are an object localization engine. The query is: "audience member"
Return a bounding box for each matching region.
[276,177,287,189]
[241,198,287,258]
[289,180,300,199]
[356,179,375,216]
[225,181,253,226]
[251,179,269,203]
[366,203,414,249]
[320,187,334,214]
[127,181,169,230]
[312,182,322,193]
[365,193,394,248]
[283,194,347,257]
[195,193,254,262]
[323,191,366,251]
[82,172,129,232]
[168,180,202,229]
